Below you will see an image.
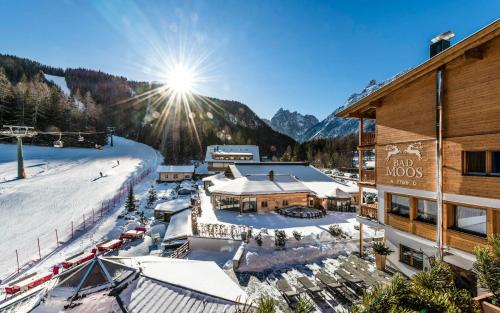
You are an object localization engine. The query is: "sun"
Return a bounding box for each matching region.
[167,63,195,95]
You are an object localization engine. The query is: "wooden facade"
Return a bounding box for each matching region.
[211,192,310,213]
[338,20,500,275]
[158,172,193,182]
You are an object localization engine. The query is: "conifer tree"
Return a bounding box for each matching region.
[125,186,136,212]
[146,185,157,209]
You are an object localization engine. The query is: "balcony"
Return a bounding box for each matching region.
[359,203,378,219]
[360,131,376,146]
[359,169,376,185]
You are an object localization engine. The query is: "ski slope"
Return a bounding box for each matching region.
[0,137,159,279]
[43,74,70,96]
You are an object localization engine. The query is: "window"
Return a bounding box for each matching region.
[416,199,437,224]
[464,151,486,175]
[492,151,500,175]
[184,175,190,178]
[453,205,487,237]
[400,245,424,270]
[282,200,289,206]
[309,199,314,207]
[173,174,178,179]
[242,197,257,212]
[261,201,268,208]
[390,195,410,218]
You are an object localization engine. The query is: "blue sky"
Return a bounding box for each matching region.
[1,1,498,120]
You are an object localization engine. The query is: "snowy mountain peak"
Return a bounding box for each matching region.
[267,108,319,142]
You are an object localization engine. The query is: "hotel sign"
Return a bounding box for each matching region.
[384,142,424,186]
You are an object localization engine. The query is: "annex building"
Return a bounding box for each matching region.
[337,20,500,295]
[204,145,260,173]
[208,162,358,213]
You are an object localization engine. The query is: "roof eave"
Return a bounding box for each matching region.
[336,18,500,119]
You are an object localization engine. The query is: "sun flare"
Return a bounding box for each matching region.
[166,63,195,95]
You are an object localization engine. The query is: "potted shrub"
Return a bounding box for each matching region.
[372,241,393,271]
[473,234,500,313]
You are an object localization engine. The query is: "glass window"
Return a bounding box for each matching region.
[416,199,437,224]
[492,151,500,175]
[261,201,268,208]
[282,200,289,206]
[454,205,487,237]
[242,197,257,212]
[400,245,424,270]
[464,151,486,175]
[391,195,410,217]
[173,174,178,179]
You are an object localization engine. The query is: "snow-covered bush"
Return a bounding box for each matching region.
[292,230,302,241]
[274,230,287,248]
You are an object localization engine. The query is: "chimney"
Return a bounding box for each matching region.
[268,170,274,181]
[430,31,455,58]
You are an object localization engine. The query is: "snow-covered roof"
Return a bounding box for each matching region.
[209,174,311,196]
[162,209,192,242]
[110,256,247,311]
[204,145,260,163]
[230,163,331,182]
[119,276,238,312]
[156,165,194,173]
[154,198,191,213]
[322,187,352,199]
[218,163,358,197]
[202,172,231,184]
[194,162,209,175]
[125,257,248,303]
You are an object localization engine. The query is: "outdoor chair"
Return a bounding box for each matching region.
[296,276,323,299]
[316,271,358,303]
[276,279,300,305]
[336,269,368,295]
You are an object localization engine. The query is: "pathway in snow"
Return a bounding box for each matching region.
[0,137,160,279]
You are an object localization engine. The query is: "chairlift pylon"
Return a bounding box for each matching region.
[53,132,64,148]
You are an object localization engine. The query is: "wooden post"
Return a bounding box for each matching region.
[92,209,95,224]
[55,229,59,247]
[71,221,74,239]
[359,223,364,257]
[15,250,20,273]
[83,214,85,229]
[37,238,41,260]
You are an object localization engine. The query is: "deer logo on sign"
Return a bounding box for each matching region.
[385,145,401,161]
[403,142,423,160]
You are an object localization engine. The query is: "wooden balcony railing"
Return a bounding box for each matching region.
[360,169,376,185]
[359,203,378,219]
[360,131,376,146]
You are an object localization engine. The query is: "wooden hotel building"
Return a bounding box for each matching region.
[337,20,500,294]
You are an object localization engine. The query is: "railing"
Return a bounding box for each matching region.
[360,131,376,146]
[359,203,378,219]
[360,169,376,185]
[168,241,190,259]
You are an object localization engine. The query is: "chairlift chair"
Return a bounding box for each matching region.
[78,132,84,142]
[53,133,64,148]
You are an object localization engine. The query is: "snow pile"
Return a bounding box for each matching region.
[43,74,70,96]
[237,229,357,272]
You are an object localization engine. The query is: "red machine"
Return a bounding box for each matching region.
[97,239,123,252]
[4,271,53,295]
[61,251,96,269]
[120,229,145,240]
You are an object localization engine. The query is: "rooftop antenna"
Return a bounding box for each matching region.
[0,125,37,179]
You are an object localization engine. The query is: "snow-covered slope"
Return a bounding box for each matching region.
[0,137,159,278]
[268,108,318,142]
[43,74,70,96]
